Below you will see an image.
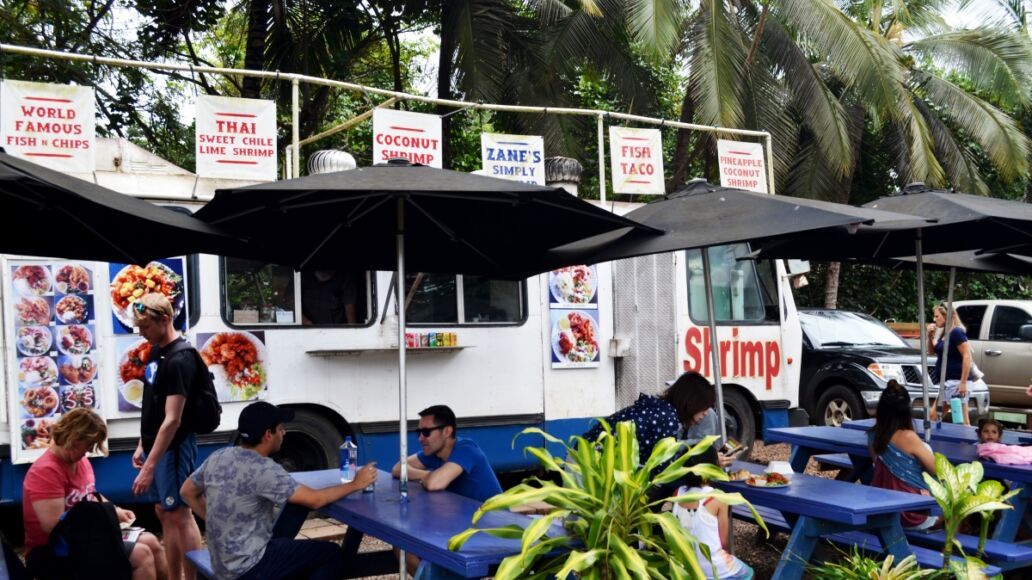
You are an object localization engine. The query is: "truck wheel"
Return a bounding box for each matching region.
[722,389,756,458]
[272,410,344,472]
[816,386,865,427]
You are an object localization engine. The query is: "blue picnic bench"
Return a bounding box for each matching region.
[766,425,1032,571]
[290,469,561,579]
[842,417,1032,445]
[717,460,937,579]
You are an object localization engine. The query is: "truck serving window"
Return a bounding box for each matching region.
[404,273,524,325]
[686,244,765,323]
[221,258,372,326]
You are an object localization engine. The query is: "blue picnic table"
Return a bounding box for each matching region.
[717,460,936,580]
[842,418,1032,445]
[291,469,559,579]
[766,426,1032,543]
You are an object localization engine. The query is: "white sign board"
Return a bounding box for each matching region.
[480,133,545,185]
[717,139,768,193]
[609,126,664,194]
[0,80,96,173]
[195,95,277,180]
[372,109,442,168]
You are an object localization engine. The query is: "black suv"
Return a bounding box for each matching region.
[798,309,990,426]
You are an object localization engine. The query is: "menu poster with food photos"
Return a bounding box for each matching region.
[113,335,151,416]
[108,258,187,335]
[194,331,268,402]
[549,309,601,369]
[548,265,598,309]
[6,260,101,462]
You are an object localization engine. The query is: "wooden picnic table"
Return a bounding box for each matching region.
[716,460,936,580]
[842,418,1032,445]
[766,426,1032,543]
[292,469,560,579]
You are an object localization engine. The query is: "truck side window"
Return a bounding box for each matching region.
[686,244,765,323]
[956,305,986,339]
[989,306,1032,342]
[300,269,369,325]
[404,273,524,325]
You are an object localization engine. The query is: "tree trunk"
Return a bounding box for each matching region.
[667,89,697,190]
[437,2,456,169]
[242,0,271,99]
[823,262,841,308]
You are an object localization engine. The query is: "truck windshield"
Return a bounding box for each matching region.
[800,311,910,349]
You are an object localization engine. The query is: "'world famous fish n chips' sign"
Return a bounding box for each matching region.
[1,80,96,173]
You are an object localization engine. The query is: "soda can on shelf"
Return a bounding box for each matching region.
[420,333,429,348]
[450,332,458,347]
[429,332,438,347]
[405,333,418,348]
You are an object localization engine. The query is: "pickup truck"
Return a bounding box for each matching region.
[798,309,990,426]
[953,300,1032,409]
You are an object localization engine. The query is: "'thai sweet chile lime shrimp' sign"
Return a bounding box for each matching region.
[195,95,277,180]
[372,109,442,168]
[0,80,96,173]
[609,126,664,194]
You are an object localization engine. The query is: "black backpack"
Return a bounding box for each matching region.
[162,339,222,434]
[45,492,131,580]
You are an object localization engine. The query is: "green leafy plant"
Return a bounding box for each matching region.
[810,545,942,579]
[448,421,766,579]
[922,453,1018,572]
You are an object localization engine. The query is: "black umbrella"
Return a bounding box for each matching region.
[545,179,926,445]
[754,184,1032,438]
[195,159,654,503]
[0,148,244,263]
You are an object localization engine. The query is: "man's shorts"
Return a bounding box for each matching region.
[144,432,197,511]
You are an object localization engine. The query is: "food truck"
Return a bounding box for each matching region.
[0,140,806,504]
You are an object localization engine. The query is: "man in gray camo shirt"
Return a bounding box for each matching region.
[180,402,376,580]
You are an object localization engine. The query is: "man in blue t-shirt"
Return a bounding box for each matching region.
[391,405,502,502]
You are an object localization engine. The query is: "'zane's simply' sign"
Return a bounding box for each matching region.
[480,133,545,185]
[0,79,96,173]
[372,109,443,168]
[195,95,277,180]
[609,126,664,194]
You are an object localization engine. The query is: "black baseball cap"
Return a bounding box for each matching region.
[238,401,294,444]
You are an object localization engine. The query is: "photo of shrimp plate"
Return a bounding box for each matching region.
[13,265,52,296]
[110,262,183,328]
[55,264,92,294]
[55,295,89,323]
[62,385,97,412]
[15,297,51,325]
[59,355,98,384]
[552,311,599,363]
[118,340,153,385]
[58,325,93,355]
[19,357,58,388]
[17,326,53,356]
[200,332,267,401]
[21,386,60,418]
[22,418,56,450]
[550,265,596,304]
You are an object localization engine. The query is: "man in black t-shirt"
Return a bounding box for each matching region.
[301,270,359,324]
[131,292,203,580]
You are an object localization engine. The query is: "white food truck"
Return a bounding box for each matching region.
[0,140,806,505]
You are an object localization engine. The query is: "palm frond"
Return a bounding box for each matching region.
[914,70,1030,183]
[895,93,946,187]
[775,0,905,120]
[743,61,799,190]
[624,0,686,62]
[785,138,845,201]
[907,27,1032,109]
[688,0,747,129]
[914,97,990,195]
[759,18,852,177]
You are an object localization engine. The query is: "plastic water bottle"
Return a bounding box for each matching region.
[340,436,357,483]
[950,397,965,424]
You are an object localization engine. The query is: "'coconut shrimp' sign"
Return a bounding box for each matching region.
[717,139,768,193]
[372,109,443,168]
[609,126,664,194]
[0,80,96,173]
[195,95,277,180]
[480,133,545,185]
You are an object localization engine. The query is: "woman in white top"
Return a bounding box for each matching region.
[671,447,753,579]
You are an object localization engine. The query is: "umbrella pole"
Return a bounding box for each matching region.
[939,268,957,423]
[915,232,932,442]
[701,250,728,445]
[397,199,409,577]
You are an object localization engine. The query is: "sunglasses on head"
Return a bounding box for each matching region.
[132,302,167,318]
[416,425,446,437]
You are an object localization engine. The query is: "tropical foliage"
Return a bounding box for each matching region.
[448,422,765,579]
[809,546,941,579]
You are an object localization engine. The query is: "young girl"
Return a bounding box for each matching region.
[671,447,753,579]
[977,418,1004,444]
